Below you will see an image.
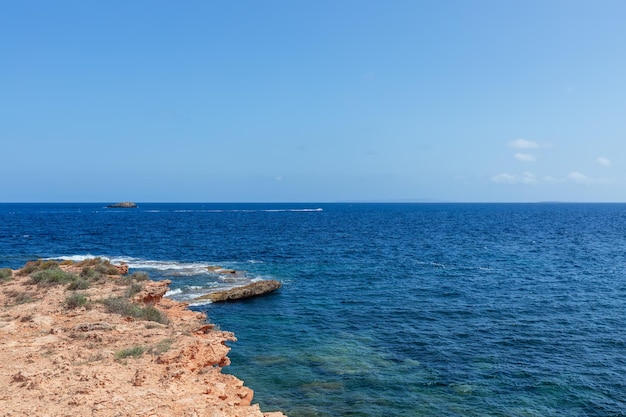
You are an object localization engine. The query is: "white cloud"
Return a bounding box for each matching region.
[491,170,612,186]
[543,176,561,183]
[567,171,594,184]
[565,172,612,185]
[491,172,537,184]
[597,157,611,167]
[514,153,537,162]
[565,171,614,185]
[509,139,541,150]
[491,173,515,184]
[508,138,553,150]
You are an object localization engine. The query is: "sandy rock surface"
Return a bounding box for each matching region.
[0,263,287,417]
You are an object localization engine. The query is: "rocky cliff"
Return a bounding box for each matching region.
[0,259,287,417]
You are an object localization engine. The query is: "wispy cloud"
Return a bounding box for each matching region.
[508,139,551,163]
[491,171,612,185]
[567,172,594,184]
[496,139,613,187]
[566,172,612,185]
[491,172,537,184]
[514,153,537,162]
[509,139,540,150]
[508,138,553,150]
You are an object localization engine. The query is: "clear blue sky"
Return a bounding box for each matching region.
[2,0,625,202]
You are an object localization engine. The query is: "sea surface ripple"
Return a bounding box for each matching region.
[1,203,626,416]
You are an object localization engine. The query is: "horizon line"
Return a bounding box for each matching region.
[1,200,626,204]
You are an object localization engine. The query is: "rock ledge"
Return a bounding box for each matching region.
[196,280,282,303]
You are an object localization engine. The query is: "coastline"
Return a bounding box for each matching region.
[0,260,287,417]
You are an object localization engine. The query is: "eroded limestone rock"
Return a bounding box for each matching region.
[196,280,282,303]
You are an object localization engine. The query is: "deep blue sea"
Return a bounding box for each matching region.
[2,203,626,416]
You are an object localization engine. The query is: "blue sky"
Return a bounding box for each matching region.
[2,0,625,202]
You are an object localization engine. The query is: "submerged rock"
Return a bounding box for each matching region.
[196,280,282,303]
[107,202,137,208]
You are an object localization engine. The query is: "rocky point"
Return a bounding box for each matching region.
[0,259,287,417]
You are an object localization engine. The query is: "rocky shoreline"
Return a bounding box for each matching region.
[0,259,287,417]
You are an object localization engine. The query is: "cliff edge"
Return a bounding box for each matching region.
[0,259,287,417]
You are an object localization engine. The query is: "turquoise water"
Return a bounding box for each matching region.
[1,203,626,416]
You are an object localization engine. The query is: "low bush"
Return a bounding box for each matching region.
[0,268,12,281]
[101,297,168,324]
[4,290,35,305]
[149,338,173,355]
[119,271,149,286]
[64,292,89,310]
[140,305,168,323]
[80,266,98,280]
[115,346,145,360]
[75,257,116,270]
[102,296,141,316]
[94,261,121,276]
[124,282,143,298]
[78,258,120,281]
[22,258,119,289]
[129,271,149,281]
[67,277,91,290]
[75,258,99,268]
[30,268,78,286]
[18,260,60,276]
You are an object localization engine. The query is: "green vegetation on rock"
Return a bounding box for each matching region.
[115,346,145,360]
[101,297,168,324]
[3,290,35,305]
[64,292,89,310]
[21,258,122,290]
[18,260,59,276]
[30,268,78,286]
[0,268,12,281]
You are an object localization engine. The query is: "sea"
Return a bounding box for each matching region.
[1,202,625,416]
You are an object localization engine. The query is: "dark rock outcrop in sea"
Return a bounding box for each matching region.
[107,202,138,208]
[196,280,282,303]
